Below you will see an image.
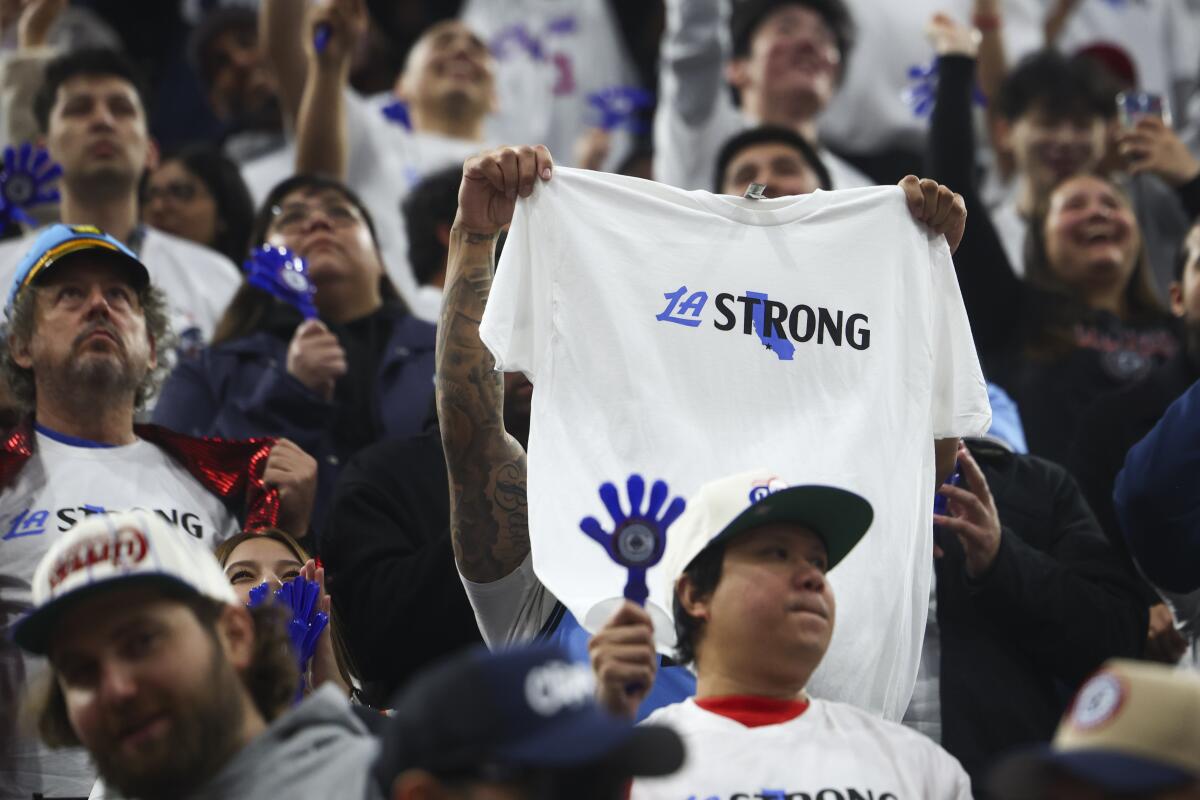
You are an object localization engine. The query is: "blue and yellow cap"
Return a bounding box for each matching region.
[8,224,149,312]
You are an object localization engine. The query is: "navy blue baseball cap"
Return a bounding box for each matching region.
[8,224,149,312]
[373,643,683,791]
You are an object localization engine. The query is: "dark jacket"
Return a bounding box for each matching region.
[319,430,481,705]
[936,440,1147,792]
[1115,376,1200,593]
[1067,352,1199,601]
[152,305,436,535]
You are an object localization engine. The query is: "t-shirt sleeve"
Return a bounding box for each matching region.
[928,235,992,439]
[477,191,556,381]
[909,733,973,800]
[458,555,559,648]
[938,751,975,800]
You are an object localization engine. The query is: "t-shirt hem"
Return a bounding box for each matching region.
[934,411,993,440]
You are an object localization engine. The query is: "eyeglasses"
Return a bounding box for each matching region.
[144,181,200,203]
[269,201,363,232]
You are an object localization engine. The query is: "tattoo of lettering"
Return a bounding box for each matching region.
[436,242,531,583]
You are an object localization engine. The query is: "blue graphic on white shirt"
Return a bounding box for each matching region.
[747,291,795,360]
[4,508,52,539]
[654,284,872,356]
[380,100,412,131]
[488,17,578,96]
[3,505,212,540]
[656,285,707,327]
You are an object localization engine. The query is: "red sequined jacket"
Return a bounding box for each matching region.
[0,420,280,529]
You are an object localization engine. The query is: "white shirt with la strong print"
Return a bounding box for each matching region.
[633,698,972,800]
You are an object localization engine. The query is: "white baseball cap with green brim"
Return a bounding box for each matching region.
[658,469,874,606]
[10,510,237,656]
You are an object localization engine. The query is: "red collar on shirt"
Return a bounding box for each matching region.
[695,695,811,727]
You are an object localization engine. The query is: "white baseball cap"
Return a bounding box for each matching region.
[658,469,874,603]
[11,509,238,655]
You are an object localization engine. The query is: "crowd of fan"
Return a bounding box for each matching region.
[1,0,1200,798]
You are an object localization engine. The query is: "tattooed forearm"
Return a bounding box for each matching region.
[437,227,531,583]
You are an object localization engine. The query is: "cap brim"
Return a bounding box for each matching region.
[711,484,873,571]
[987,746,1196,798]
[499,710,684,777]
[11,573,202,655]
[42,247,149,290]
[11,245,149,312]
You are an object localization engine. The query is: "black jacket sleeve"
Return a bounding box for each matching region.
[320,432,482,699]
[1177,173,1200,222]
[927,54,1027,362]
[968,455,1147,683]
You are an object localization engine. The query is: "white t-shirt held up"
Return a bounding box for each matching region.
[479,169,990,720]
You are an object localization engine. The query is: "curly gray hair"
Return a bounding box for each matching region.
[2,282,174,413]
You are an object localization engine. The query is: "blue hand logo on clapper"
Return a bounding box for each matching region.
[243,244,319,320]
[0,143,62,228]
[580,474,686,607]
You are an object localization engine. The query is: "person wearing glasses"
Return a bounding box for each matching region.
[152,174,435,539]
[142,144,256,266]
[0,48,242,354]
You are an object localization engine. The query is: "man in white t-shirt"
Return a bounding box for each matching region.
[0,48,240,353]
[654,0,873,192]
[439,144,984,722]
[590,470,973,799]
[0,225,315,799]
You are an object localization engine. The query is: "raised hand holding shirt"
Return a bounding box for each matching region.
[479,168,990,720]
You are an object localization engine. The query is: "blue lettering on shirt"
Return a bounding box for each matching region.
[3,508,48,539]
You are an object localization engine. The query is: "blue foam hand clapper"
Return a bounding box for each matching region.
[580,474,686,607]
[246,576,329,688]
[243,244,318,320]
[0,143,62,228]
[275,576,328,667]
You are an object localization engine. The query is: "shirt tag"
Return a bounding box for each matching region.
[744,183,767,200]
